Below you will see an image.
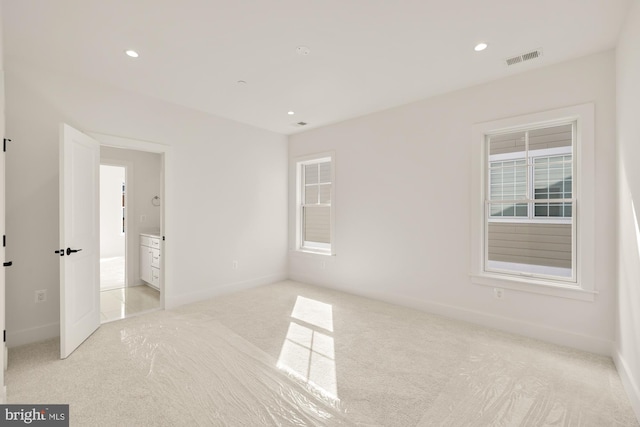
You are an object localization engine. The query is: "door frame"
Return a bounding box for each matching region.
[99,160,132,289]
[90,133,171,310]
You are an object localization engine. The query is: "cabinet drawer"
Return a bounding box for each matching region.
[151,249,160,268]
[150,238,160,249]
[140,235,151,247]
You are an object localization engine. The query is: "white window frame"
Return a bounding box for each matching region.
[293,152,335,256]
[470,104,596,301]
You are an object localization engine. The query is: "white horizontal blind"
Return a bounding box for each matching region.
[489,159,527,217]
[302,161,331,247]
[534,155,572,218]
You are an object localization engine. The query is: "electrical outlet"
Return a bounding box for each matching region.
[493,288,504,300]
[35,289,47,303]
[232,260,239,270]
[140,214,147,223]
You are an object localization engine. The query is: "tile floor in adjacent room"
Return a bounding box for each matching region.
[100,285,160,323]
[7,280,639,426]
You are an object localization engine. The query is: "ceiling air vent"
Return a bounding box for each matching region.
[297,122,308,126]
[505,48,543,66]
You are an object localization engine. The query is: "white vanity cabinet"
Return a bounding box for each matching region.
[140,233,161,290]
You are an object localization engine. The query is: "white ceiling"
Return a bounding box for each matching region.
[2,0,632,135]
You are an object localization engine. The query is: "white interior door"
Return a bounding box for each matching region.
[0,70,7,401]
[0,127,6,402]
[59,123,100,359]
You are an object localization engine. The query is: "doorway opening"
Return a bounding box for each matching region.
[99,148,162,323]
[100,165,126,291]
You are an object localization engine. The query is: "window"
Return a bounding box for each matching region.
[295,154,334,254]
[470,104,595,301]
[486,124,574,279]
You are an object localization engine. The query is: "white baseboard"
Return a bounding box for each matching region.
[289,273,612,355]
[166,273,288,309]
[6,322,60,348]
[613,350,640,423]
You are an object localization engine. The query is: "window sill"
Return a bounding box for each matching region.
[290,249,335,257]
[470,272,596,302]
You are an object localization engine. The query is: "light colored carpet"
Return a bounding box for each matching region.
[100,256,125,290]
[6,280,639,426]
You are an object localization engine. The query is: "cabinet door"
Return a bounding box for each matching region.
[150,267,160,290]
[151,248,160,269]
[140,244,152,283]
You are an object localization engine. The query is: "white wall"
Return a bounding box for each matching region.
[4,57,288,347]
[101,146,161,286]
[289,51,617,355]
[615,0,640,419]
[99,165,125,259]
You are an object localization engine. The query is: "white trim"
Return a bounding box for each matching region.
[488,218,572,225]
[289,249,335,258]
[288,275,610,355]
[489,145,571,161]
[6,322,60,348]
[89,132,171,311]
[470,103,595,299]
[470,273,595,301]
[486,260,572,278]
[613,350,640,423]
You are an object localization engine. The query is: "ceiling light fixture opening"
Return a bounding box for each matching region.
[296,46,311,56]
[288,111,295,115]
[474,43,488,52]
[237,80,247,84]
[125,49,139,58]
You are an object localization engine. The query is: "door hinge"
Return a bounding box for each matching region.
[2,235,5,247]
[3,138,11,152]
[3,330,5,343]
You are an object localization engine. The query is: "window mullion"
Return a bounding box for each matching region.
[525,131,533,219]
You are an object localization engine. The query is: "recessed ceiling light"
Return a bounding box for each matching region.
[296,46,311,56]
[288,111,295,115]
[237,80,247,84]
[125,50,139,58]
[474,43,488,52]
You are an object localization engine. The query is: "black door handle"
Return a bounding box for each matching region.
[3,261,12,267]
[66,248,82,256]
[55,249,65,256]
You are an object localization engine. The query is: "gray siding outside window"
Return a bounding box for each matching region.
[487,223,572,269]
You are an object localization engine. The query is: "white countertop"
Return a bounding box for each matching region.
[140,232,161,238]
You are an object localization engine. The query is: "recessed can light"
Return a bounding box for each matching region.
[125,50,139,58]
[288,111,295,115]
[474,43,488,52]
[296,46,311,56]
